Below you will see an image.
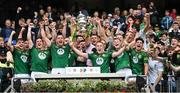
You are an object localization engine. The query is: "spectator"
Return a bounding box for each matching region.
[121,10,129,22]
[161,10,173,30]
[47,6,56,21]
[169,22,180,39]
[170,9,177,21]
[169,37,180,92]
[154,24,163,39]
[148,2,159,27]
[129,8,134,16]
[107,13,113,27]
[38,9,45,20]
[160,32,170,46]
[114,7,120,16]
[175,15,180,25]
[137,4,142,10]
[1,19,13,39]
[0,37,13,92]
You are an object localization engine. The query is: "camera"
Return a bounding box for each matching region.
[0,46,7,57]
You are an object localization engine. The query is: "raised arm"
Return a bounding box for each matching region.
[112,45,126,58]
[7,31,16,51]
[18,27,25,39]
[6,51,14,63]
[143,13,150,33]
[124,32,138,48]
[97,20,108,41]
[27,24,34,49]
[51,27,57,42]
[15,7,22,30]
[40,24,51,47]
[45,25,52,39]
[70,42,88,59]
[62,20,67,38]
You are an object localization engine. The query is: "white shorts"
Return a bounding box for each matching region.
[14,74,30,83]
[51,68,66,74]
[116,68,132,77]
[116,68,135,82]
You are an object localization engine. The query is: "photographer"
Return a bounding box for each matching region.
[0,37,14,92]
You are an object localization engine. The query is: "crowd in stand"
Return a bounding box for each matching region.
[0,1,180,92]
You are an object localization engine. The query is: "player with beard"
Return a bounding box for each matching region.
[7,28,30,81]
[112,36,132,76]
[128,37,149,75]
[70,40,127,73]
[27,22,51,77]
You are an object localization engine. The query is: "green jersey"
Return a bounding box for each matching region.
[129,48,148,75]
[30,47,50,73]
[69,51,87,67]
[51,43,70,68]
[114,50,131,72]
[171,53,180,76]
[88,52,112,73]
[13,48,30,74]
[68,51,76,67]
[155,31,163,38]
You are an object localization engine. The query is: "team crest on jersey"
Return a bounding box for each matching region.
[38,52,46,60]
[133,56,138,63]
[57,48,65,55]
[96,57,104,65]
[20,55,28,63]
